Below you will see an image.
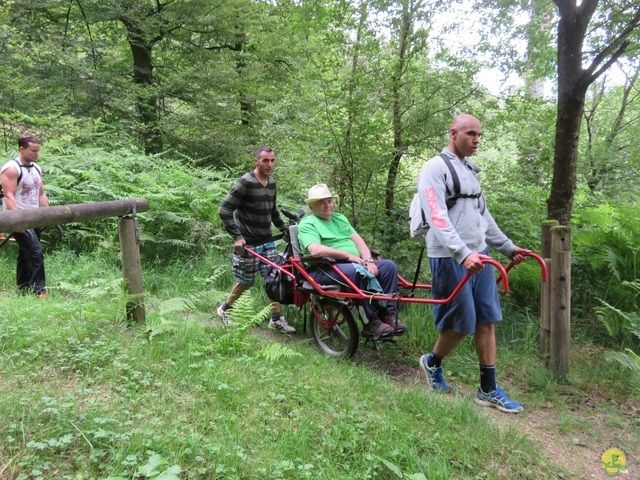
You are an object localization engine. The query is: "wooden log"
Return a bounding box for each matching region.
[549,226,571,378]
[540,220,558,362]
[118,217,145,323]
[0,198,149,232]
[541,220,558,258]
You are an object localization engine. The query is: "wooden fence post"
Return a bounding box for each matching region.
[118,215,145,323]
[540,220,559,364]
[549,225,571,378]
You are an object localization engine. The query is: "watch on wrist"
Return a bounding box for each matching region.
[365,257,375,263]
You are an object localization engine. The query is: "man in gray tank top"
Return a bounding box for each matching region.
[1,134,49,297]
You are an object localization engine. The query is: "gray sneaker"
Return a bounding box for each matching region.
[216,305,233,326]
[474,386,523,413]
[269,316,296,333]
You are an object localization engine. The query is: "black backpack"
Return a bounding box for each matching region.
[0,159,41,200]
[264,242,295,304]
[409,154,483,240]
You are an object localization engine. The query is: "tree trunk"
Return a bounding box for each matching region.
[235,39,253,128]
[547,1,591,224]
[385,0,410,214]
[122,21,163,155]
[547,94,585,224]
[549,0,640,222]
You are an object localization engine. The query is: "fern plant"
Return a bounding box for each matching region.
[257,342,302,361]
[594,280,640,347]
[572,199,640,314]
[595,280,640,393]
[37,142,235,263]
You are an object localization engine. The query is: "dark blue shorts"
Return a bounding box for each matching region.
[429,250,502,335]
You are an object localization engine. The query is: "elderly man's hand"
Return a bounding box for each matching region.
[347,254,364,265]
[366,261,378,276]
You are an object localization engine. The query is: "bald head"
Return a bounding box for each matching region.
[449,114,482,159]
[451,114,481,132]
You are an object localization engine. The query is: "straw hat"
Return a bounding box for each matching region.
[305,184,339,205]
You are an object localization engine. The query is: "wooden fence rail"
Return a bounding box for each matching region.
[0,198,149,322]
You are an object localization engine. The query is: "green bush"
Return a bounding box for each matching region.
[572,196,640,313]
[24,140,238,263]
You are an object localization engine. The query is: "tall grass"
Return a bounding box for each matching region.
[1,142,639,478]
[0,252,566,480]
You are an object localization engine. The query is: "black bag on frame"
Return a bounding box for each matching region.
[264,243,295,305]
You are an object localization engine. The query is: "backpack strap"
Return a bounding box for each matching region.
[440,154,460,210]
[1,159,21,200]
[14,159,42,185]
[13,158,24,185]
[440,154,482,210]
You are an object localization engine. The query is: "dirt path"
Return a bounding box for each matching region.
[359,347,639,480]
[253,326,639,480]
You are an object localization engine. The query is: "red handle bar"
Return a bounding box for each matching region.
[497,251,548,285]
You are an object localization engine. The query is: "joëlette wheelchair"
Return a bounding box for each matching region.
[245,209,548,358]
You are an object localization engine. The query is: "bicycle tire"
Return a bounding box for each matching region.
[310,296,359,358]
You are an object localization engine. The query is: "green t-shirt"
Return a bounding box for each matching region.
[297,212,359,257]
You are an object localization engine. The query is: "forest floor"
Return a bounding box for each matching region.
[361,351,638,480]
[256,327,639,480]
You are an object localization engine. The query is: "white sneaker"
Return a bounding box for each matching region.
[216,305,233,326]
[268,316,296,333]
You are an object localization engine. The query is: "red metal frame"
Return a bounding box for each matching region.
[245,247,548,307]
[500,252,548,283]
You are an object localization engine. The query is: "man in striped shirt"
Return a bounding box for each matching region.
[217,147,295,332]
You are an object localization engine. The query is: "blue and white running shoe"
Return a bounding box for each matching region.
[474,386,523,413]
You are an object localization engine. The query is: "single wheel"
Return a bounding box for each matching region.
[310,296,359,358]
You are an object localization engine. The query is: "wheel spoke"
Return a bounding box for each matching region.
[331,324,349,341]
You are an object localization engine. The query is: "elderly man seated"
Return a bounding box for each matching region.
[297,184,407,340]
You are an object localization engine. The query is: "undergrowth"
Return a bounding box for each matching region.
[2,248,639,479]
[0,251,569,480]
[0,143,638,478]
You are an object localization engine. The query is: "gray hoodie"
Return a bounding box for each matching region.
[417,147,515,263]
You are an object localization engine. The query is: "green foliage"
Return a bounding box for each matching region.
[13,140,235,263]
[0,262,565,479]
[0,0,297,159]
[605,350,640,394]
[595,294,639,343]
[595,280,640,393]
[258,342,302,362]
[572,195,640,314]
[225,292,272,332]
[474,0,557,83]
[580,75,640,194]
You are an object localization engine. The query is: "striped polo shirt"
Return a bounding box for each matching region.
[218,171,286,245]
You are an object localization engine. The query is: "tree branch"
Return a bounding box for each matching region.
[584,8,640,83]
[587,41,630,84]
